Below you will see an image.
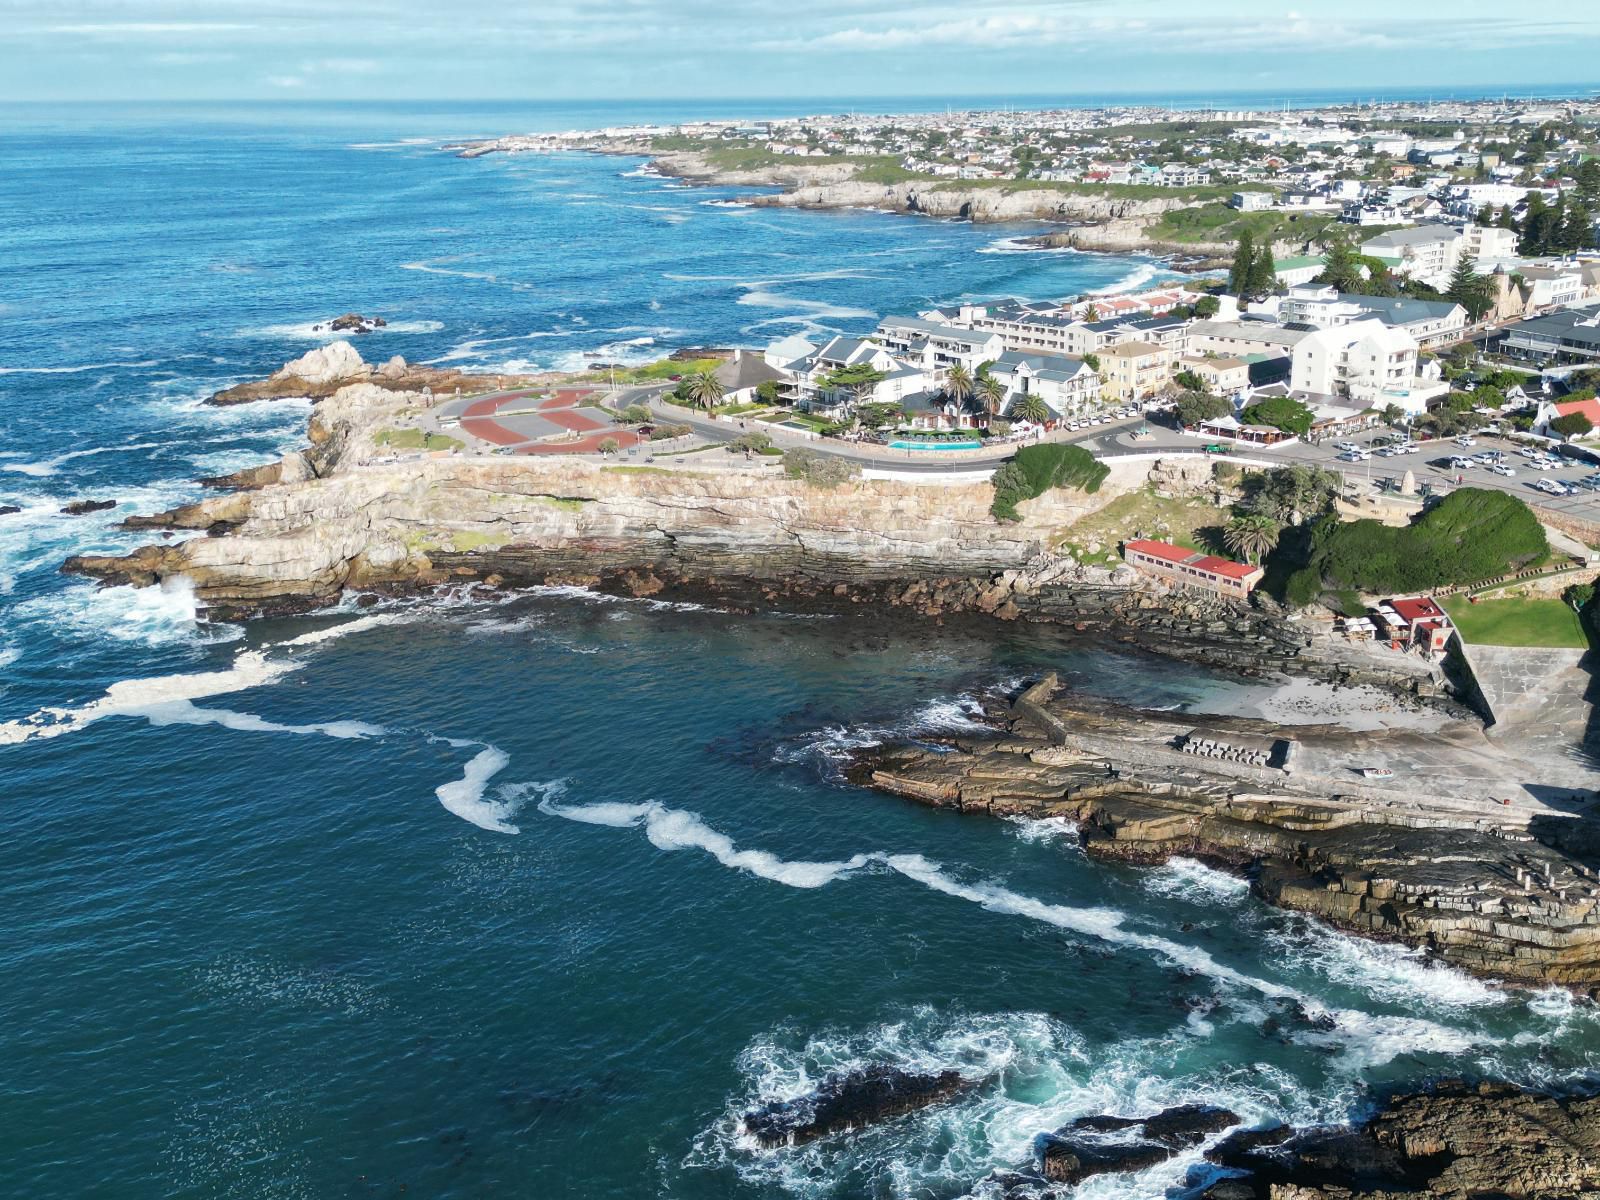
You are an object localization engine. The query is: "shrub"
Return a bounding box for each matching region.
[990,443,1109,522]
[782,447,860,488]
[729,432,773,453]
[755,380,781,404]
[1286,489,1547,602]
[618,403,653,424]
[596,438,620,456]
[649,423,694,441]
[1550,412,1594,439]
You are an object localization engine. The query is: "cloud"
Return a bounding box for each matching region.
[45,22,258,36]
[265,73,306,88]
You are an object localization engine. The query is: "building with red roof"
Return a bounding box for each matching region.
[1122,539,1265,599]
[1375,595,1455,652]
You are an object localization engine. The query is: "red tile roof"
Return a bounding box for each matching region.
[1389,595,1447,624]
[1125,538,1194,564]
[1125,540,1260,580]
[1555,397,1600,426]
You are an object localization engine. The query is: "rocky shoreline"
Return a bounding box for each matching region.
[850,675,1600,991]
[444,137,1248,267]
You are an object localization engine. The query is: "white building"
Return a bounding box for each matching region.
[1359,225,1463,290]
[783,336,930,417]
[873,317,1006,376]
[1290,319,1430,412]
[987,350,1101,420]
[1274,285,1467,349]
[1519,264,1589,310]
[1461,224,1518,265]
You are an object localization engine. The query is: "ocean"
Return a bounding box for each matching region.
[2,102,1598,1199]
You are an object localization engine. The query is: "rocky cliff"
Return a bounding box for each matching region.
[207,341,541,406]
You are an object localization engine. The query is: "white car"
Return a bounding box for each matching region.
[1519,447,1539,459]
[1489,464,1516,477]
[1454,437,1477,448]
[1336,450,1363,463]
[1335,441,1359,452]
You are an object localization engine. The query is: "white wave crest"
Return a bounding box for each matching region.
[1,440,165,478]
[1088,263,1165,296]
[0,360,159,376]
[538,798,877,888]
[1142,857,1251,903]
[241,319,445,340]
[138,699,386,740]
[0,613,402,745]
[434,742,521,834]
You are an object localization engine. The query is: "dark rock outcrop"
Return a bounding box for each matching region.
[59,499,116,516]
[1198,1080,1600,1199]
[740,1066,973,1149]
[1040,1105,1240,1184]
[0,504,21,516]
[852,683,1600,990]
[325,313,387,333]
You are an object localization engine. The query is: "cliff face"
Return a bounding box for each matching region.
[742,179,1196,224]
[64,380,1124,615]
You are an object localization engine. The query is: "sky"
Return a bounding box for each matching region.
[1,0,1598,104]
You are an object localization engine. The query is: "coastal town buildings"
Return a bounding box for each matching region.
[1121,539,1265,598]
[1290,319,1426,410]
[1497,306,1600,365]
[1098,341,1171,402]
[987,350,1101,420]
[1359,225,1464,290]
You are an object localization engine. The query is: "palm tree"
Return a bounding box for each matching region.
[682,369,725,413]
[943,363,974,410]
[1222,514,1280,565]
[1012,393,1051,425]
[977,375,1006,422]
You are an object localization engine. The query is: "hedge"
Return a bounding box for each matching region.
[1292,488,1547,599]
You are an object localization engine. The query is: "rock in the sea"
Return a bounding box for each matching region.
[329,313,387,333]
[1041,1105,1240,1184]
[0,504,21,516]
[741,1066,973,1149]
[59,499,116,516]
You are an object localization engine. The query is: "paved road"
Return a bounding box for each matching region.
[556,386,1600,524]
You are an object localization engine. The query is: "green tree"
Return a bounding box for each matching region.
[1082,352,1102,373]
[681,370,726,413]
[977,374,1006,420]
[1445,259,1493,322]
[596,437,620,456]
[1229,228,1256,295]
[1315,239,1365,293]
[1173,368,1210,394]
[755,380,781,405]
[1243,463,1342,524]
[1223,514,1280,565]
[1011,392,1051,424]
[943,363,974,409]
[1477,202,1497,227]
[1577,159,1600,206]
[1558,201,1592,253]
[1174,391,1232,427]
[1247,243,1277,297]
[1193,294,1221,318]
[1082,303,1100,323]
[1550,412,1594,440]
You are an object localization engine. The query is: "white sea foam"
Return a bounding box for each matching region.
[0,613,401,745]
[701,198,753,209]
[1,440,166,477]
[0,360,159,376]
[775,691,992,765]
[1088,263,1167,296]
[539,798,878,888]
[1142,857,1252,903]
[434,742,521,834]
[138,699,386,740]
[0,645,19,671]
[1265,916,1501,1010]
[399,257,500,282]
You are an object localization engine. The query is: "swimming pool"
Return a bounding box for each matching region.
[888,440,983,451]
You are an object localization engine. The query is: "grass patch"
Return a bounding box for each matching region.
[1441,595,1589,649]
[711,401,770,417]
[1056,488,1228,563]
[619,357,723,384]
[1146,203,1341,246]
[375,428,464,452]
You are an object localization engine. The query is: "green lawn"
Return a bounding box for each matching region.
[1441,595,1590,649]
[374,428,464,452]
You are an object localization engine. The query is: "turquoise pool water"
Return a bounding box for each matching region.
[888,440,983,451]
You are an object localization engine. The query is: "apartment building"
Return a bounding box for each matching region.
[1098,340,1171,401]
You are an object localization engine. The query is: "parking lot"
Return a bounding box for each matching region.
[1080,411,1600,526]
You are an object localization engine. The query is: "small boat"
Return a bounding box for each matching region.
[1360,767,1395,780]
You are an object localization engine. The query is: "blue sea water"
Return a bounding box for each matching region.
[3,103,1600,1199]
